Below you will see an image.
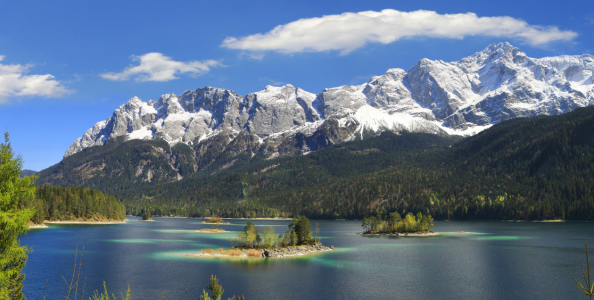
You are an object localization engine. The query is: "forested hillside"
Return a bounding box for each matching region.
[123,106,594,220]
[36,137,189,194]
[37,106,594,221]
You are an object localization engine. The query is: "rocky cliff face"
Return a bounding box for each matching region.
[65,42,594,161]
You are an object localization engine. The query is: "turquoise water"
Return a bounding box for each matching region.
[20,218,594,299]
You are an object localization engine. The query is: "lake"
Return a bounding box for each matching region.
[20,218,594,299]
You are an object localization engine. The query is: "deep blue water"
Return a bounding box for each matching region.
[19,218,594,299]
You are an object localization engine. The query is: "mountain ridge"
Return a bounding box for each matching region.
[37,105,594,220]
[65,42,594,162]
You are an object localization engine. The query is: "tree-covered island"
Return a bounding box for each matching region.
[186,216,334,258]
[360,212,437,236]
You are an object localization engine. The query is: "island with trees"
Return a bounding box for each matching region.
[201,217,231,225]
[141,209,153,221]
[360,212,438,236]
[196,218,230,233]
[186,216,333,258]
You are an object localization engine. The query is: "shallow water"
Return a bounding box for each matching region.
[20,218,594,299]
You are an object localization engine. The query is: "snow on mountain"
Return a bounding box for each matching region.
[65,43,594,158]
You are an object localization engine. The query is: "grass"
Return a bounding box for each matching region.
[247,249,261,257]
[219,249,243,256]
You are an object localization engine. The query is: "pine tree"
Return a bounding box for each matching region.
[0,133,36,299]
[289,216,312,245]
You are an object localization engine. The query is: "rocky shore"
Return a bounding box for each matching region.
[358,231,439,236]
[261,245,334,258]
[185,244,334,259]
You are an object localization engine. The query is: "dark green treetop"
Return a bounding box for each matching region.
[288,215,313,245]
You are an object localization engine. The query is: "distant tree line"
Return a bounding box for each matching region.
[21,185,126,224]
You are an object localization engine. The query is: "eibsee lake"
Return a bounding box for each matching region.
[20,218,594,299]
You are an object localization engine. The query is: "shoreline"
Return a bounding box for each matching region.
[358,231,440,237]
[185,245,334,259]
[43,219,127,225]
[28,223,49,229]
[220,217,292,220]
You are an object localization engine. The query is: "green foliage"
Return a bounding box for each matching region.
[199,275,244,300]
[574,242,594,299]
[0,133,36,299]
[289,216,313,245]
[262,226,278,248]
[86,275,244,300]
[231,219,316,249]
[233,221,261,248]
[363,212,434,233]
[90,282,131,300]
[142,209,152,221]
[35,137,181,195]
[23,185,126,223]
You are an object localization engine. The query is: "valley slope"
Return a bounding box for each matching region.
[38,106,594,220]
[36,42,594,220]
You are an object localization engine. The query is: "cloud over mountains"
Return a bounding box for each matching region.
[100,53,222,82]
[222,9,578,55]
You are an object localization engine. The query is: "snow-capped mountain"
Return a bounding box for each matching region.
[65,42,594,158]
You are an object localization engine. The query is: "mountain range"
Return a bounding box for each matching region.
[64,42,594,167]
[35,42,594,220]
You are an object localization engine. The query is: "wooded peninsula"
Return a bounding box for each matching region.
[22,184,126,224]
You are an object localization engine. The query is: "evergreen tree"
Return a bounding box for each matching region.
[288,216,312,245]
[0,133,36,300]
[142,208,152,221]
[199,275,245,300]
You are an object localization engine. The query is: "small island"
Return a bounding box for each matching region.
[195,217,230,232]
[186,216,334,259]
[141,210,154,221]
[201,217,230,225]
[358,212,438,236]
[195,227,229,233]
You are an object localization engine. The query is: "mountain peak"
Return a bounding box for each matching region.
[64,43,594,157]
[486,41,514,51]
[477,42,525,63]
[127,96,141,103]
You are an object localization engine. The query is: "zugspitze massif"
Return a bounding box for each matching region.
[65,43,594,158]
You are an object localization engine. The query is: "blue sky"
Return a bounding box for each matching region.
[1,0,592,171]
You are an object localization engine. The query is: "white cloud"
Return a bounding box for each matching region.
[221,9,578,55]
[100,52,222,82]
[0,56,72,103]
